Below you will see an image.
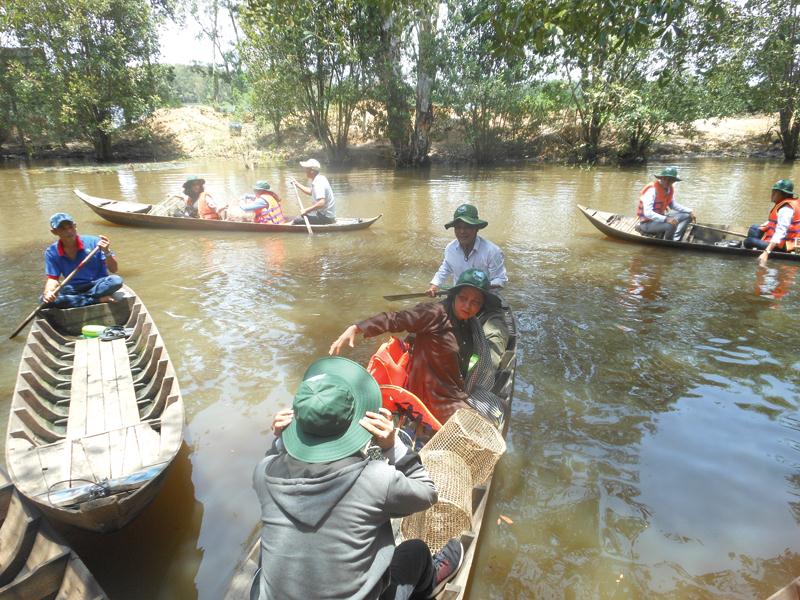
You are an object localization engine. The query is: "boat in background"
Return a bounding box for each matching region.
[578,204,800,262]
[74,189,382,233]
[0,466,108,598]
[5,286,184,532]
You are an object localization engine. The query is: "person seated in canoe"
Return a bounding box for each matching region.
[427,203,509,369]
[743,179,800,266]
[237,180,287,224]
[288,158,336,225]
[637,166,695,241]
[176,175,228,220]
[330,269,507,427]
[42,213,123,308]
[253,356,464,600]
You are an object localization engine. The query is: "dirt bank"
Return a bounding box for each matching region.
[0,106,785,165]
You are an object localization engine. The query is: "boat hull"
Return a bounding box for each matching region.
[577,204,800,262]
[74,189,382,233]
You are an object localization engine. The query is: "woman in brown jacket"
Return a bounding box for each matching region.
[329,269,506,426]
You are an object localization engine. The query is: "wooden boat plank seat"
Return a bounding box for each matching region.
[1,542,70,599]
[0,492,39,586]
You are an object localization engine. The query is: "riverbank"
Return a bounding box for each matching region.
[0,106,783,166]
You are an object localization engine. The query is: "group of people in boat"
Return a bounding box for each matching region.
[636,166,800,265]
[171,158,336,226]
[37,180,511,597]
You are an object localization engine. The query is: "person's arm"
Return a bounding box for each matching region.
[300,198,325,216]
[641,188,667,222]
[487,246,508,288]
[43,277,60,303]
[329,304,443,355]
[759,205,793,265]
[669,197,694,219]
[97,235,118,273]
[42,248,62,302]
[289,178,311,195]
[239,198,268,212]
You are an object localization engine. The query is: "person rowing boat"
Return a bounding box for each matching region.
[288,158,336,225]
[743,179,800,266]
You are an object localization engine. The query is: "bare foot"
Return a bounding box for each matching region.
[98,296,117,304]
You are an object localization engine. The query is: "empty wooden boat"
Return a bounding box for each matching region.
[224,306,517,600]
[74,189,382,233]
[578,204,800,262]
[0,467,108,598]
[5,286,184,532]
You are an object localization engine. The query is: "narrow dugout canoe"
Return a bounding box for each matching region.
[0,467,108,599]
[74,189,382,233]
[224,306,517,600]
[5,286,184,532]
[578,204,800,262]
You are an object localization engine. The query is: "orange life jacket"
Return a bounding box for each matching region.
[637,181,674,222]
[762,199,800,251]
[198,193,220,220]
[254,191,285,224]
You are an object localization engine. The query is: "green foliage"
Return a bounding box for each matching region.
[1,0,170,160]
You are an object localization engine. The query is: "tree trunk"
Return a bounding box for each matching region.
[779,104,799,161]
[409,15,437,167]
[378,12,412,165]
[93,128,112,161]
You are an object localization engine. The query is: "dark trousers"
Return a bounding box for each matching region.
[292,214,335,225]
[380,539,435,600]
[744,224,770,250]
[46,275,123,308]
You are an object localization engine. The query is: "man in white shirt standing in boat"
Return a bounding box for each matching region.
[289,158,336,225]
[427,204,509,368]
[637,166,695,241]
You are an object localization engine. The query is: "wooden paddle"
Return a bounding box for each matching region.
[9,245,101,339]
[384,290,448,301]
[291,182,314,236]
[691,223,748,238]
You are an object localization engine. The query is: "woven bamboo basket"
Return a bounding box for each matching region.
[400,450,472,553]
[422,408,506,486]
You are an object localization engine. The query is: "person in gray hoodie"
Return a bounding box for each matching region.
[252,356,464,600]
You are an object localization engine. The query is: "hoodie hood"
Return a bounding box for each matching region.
[263,456,369,528]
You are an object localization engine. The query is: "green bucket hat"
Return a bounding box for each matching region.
[654,166,681,181]
[281,357,381,463]
[254,180,271,191]
[183,174,205,187]
[444,204,488,229]
[772,179,797,198]
[447,268,501,313]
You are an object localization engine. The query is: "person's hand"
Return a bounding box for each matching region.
[329,324,359,355]
[43,289,58,303]
[690,211,696,223]
[360,407,396,450]
[288,177,298,187]
[98,235,111,252]
[758,250,770,267]
[667,217,678,226]
[272,408,294,437]
[426,284,440,297]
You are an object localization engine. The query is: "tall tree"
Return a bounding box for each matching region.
[240,0,377,163]
[2,0,169,160]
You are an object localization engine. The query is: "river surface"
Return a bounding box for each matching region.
[0,157,799,599]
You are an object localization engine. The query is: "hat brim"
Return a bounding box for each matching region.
[773,187,797,198]
[447,284,501,313]
[444,217,488,229]
[654,173,681,182]
[282,357,381,463]
[184,179,205,187]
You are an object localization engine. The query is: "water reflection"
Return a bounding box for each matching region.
[754,264,798,306]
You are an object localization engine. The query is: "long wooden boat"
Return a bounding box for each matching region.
[74,189,382,233]
[578,204,800,262]
[0,467,108,598]
[5,286,184,532]
[768,576,800,600]
[224,306,518,600]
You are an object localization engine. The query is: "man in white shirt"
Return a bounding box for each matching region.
[636,166,695,241]
[743,179,800,266]
[427,204,509,368]
[289,158,336,225]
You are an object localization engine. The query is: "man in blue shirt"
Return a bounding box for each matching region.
[42,213,123,308]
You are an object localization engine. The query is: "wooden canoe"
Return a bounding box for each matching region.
[578,204,800,262]
[74,189,382,233]
[224,306,518,600]
[0,467,108,599]
[5,286,184,532]
[768,576,800,600]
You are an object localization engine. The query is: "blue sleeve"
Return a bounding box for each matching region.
[240,198,268,212]
[44,245,61,278]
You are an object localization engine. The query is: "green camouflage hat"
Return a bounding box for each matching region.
[447,268,500,312]
[281,357,381,463]
[654,166,681,181]
[254,180,271,191]
[772,179,797,198]
[444,204,488,229]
